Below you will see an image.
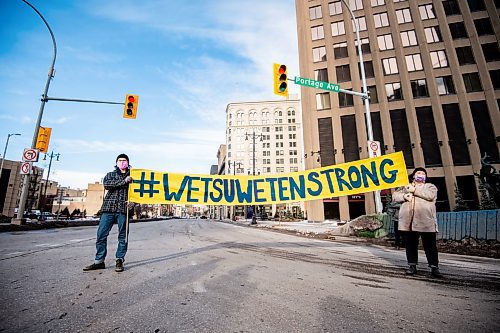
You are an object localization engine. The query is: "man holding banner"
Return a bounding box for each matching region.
[83,154,133,273]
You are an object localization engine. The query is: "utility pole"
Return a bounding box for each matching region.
[340,0,383,214]
[15,0,57,224]
[41,151,60,212]
[246,130,263,225]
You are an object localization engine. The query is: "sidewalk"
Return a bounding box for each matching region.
[219,218,370,243]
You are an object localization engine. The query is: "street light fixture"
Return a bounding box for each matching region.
[0,133,21,182]
[245,130,264,225]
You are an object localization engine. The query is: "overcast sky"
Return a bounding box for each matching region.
[0,0,300,188]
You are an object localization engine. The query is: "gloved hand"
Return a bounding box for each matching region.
[404,193,413,201]
[406,184,416,193]
[127,202,135,210]
[124,176,133,183]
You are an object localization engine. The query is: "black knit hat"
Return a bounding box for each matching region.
[116,153,129,163]
[411,167,427,180]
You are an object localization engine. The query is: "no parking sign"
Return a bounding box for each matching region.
[368,140,381,158]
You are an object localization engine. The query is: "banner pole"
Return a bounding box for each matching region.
[125,201,129,244]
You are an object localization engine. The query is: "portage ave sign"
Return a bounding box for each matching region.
[294,76,340,93]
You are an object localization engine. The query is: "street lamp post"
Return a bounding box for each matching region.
[0,133,21,182]
[15,0,57,222]
[340,0,383,214]
[246,130,263,225]
[41,151,60,212]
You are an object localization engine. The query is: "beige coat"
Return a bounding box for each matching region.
[392,183,438,232]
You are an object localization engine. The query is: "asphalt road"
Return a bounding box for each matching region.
[0,219,499,333]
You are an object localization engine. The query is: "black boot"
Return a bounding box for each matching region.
[405,265,417,275]
[431,267,443,278]
[83,262,105,271]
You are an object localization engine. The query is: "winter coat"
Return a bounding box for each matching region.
[392,182,438,233]
[100,167,130,214]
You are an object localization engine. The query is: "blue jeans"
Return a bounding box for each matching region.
[94,212,128,263]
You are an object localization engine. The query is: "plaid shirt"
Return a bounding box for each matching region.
[100,167,130,214]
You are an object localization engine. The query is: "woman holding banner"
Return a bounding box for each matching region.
[392,167,443,278]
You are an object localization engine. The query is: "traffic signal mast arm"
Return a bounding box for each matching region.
[44,96,125,105]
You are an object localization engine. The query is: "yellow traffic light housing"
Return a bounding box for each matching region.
[123,94,139,119]
[273,63,288,97]
[35,126,52,153]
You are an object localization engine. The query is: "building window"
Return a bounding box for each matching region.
[405,54,424,72]
[430,50,448,68]
[329,1,342,15]
[436,76,456,95]
[309,5,322,20]
[336,64,351,82]
[401,30,418,47]
[442,103,471,166]
[456,46,475,65]
[311,25,325,40]
[463,73,482,92]
[318,117,335,166]
[349,0,363,10]
[377,34,394,51]
[424,27,442,43]
[339,90,354,107]
[371,0,384,6]
[490,70,500,90]
[369,112,386,155]
[443,0,461,15]
[382,57,399,75]
[467,0,486,12]
[331,21,345,36]
[385,82,403,101]
[419,4,436,20]
[416,106,443,167]
[470,100,500,162]
[474,18,494,36]
[449,22,468,39]
[315,68,328,82]
[341,115,359,162]
[313,46,327,62]
[482,43,500,62]
[358,61,375,78]
[316,93,331,110]
[390,109,414,168]
[333,42,348,59]
[374,12,389,28]
[352,17,367,31]
[368,86,378,104]
[396,8,412,24]
[411,79,429,98]
[355,38,371,54]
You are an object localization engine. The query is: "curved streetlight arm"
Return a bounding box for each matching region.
[16,0,57,220]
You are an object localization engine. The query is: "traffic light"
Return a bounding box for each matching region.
[35,126,52,153]
[273,63,288,97]
[123,94,139,119]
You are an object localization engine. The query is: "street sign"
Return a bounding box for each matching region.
[368,140,381,158]
[20,162,32,175]
[294,76,340,93]
[22,148,39,162]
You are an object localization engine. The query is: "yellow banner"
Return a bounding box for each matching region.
[129,152,408,205]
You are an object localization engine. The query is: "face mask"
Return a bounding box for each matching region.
[415,175,426,182]
[117,161,128,170]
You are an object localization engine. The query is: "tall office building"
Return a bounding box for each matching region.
[225,98,305,218]
[296,0,499,221]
